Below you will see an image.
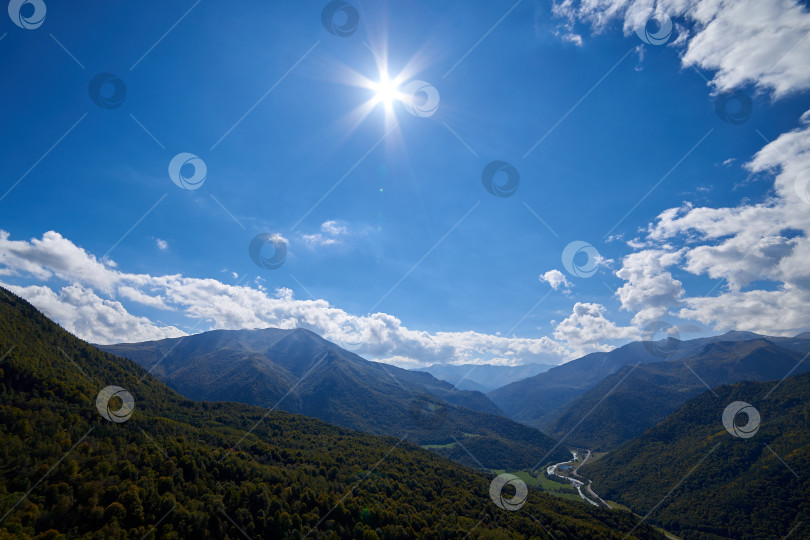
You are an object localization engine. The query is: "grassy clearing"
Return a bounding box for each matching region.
[491,469,583,503]
[605,500,631,512]
[421,442,458,450]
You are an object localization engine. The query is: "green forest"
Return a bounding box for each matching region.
[584,373,810,539]
[0,289,664,539]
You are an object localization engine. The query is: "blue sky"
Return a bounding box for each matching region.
[2,0,810,366]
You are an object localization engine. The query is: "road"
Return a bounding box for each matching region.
[573,449,591,476]
[546,450,610,508]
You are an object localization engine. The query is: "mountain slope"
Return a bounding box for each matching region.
[545,339,810,450]
[583,373,810,539]
[416,363,555,393]
[0,287,665,539]
[101,328,570,471]
[489,332,810,429]
[488,342,671,428]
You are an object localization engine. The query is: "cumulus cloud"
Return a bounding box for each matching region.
[553,0,810,96]
[553,302,638,353]
[549,0,810,337]
[615,249,685,325]
[539,269,573,292]
[117,285,173,310]
[4,283,185,344]
[0,230,633,364]
[675,116,810,333]
[156,238,168,251]
[0,230,120,293]
[612,115,810,335]
[679,0,810,98]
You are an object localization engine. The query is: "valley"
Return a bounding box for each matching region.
[3,1,809,537]
[93,314,810,538]
[0,288,667,539]
[2,287,809,539]
[546,451,606,508]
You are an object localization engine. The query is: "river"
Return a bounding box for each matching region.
[546,449,611,508]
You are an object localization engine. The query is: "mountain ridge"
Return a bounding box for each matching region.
[100,326,571,470]
[0,286,665,539]
[488,331,810,430]
[544,338,810,449]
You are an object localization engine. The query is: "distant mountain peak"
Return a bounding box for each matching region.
[719,330,764,339]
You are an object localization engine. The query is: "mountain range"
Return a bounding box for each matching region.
[4,283,810,539]
[543,338,810,450]
[100,329,570,471]
[488,331,810,431]
[0,287,665,539]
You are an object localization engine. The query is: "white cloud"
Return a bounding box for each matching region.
[634,43,645,71]
[0,230,627,363]
[680,0,810,98]
[0,230,120,293]
[553,302,638,353]
[614,114,810,335]
[552,0,810,97]
[6,1,808,362]
[678,287,810,336]
[4,283,184,344]
[117,285,172,310]
[321,220,347,236]
[615,249,685,325]
[562,33,584,46]
[156,238,168,251]
[539,269,573,291]
[303,220,349,247]
[549,0,810,337]
[220,269,239,280]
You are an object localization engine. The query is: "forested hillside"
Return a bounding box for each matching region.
[584,373,810,539]
[544,339,810,450]
[0,288,664,539]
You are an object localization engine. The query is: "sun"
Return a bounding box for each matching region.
[371,75,400,106]
[337,42,429,130]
